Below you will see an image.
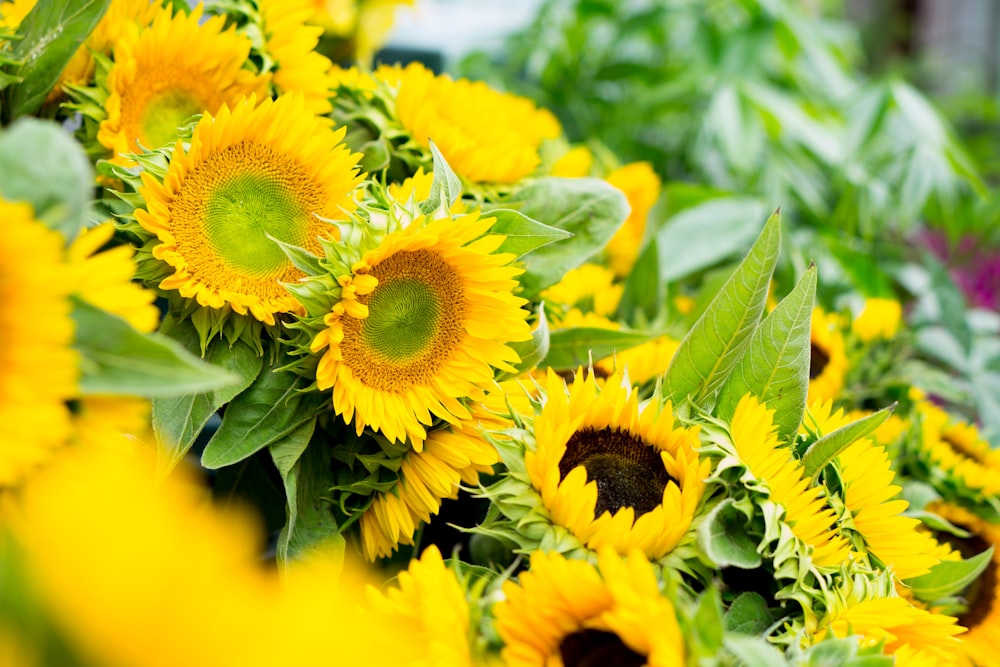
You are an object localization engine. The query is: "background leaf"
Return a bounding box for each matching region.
[72,298,236,397]
[2,0,110,121]
[543,327,652,370]
[663,211,781,406]
[716,266,816,442]
[616,238,661,322]
[0,117,92,239]
[513,177,629,298]
[906,547,994,602]
[488,208,572,258]
[801,406,894,478]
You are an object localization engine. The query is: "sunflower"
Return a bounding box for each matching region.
[604,162,661,277]
[381,62,562,184]
[0,0,34,28]
[808,306,848,403]
[134,93,363,327]
[67,222,159,333]
[363,545,474,666]
[494,549,686,666]
[914,401,1000,500]
[925,502,1000,666]
[258,0,336,115]
[805,400,940,579]
[520,368,708,559]
[549,145,594,178]
[540,263,622,320]
[852,297,903,343]
[817,596,964,663]
[729,394,848,567]
[0,200,77,488]
[98,4,268,164]
[310,210,531,445]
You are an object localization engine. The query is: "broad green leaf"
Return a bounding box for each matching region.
[656,197,766,283]
[725,592,773,635]
[617,238,660,322]
[907,547,994,602]
[698,499,762,569]
[3,0,110,120]
[723,636,786,667]
[805,638,894,667]
[716,266,816,442]
[513,177,629,297]
[72,298,236,396]
[272,436,344,567]
[801,405,894,478]
[153,324,264,474]
[543,327,652,371]
[488,208,572,258]
[269,233,324,275]
[663,211,781,406]
[500,302,550,378]
[201,363,323,469]
[692,588,725,652]
[0,118,92,239]
[419,141,461,216]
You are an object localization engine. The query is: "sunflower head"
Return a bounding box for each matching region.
[482,368,710,562]
[129,93,363,348]
[603,161,661,277]
[808,306,849,403]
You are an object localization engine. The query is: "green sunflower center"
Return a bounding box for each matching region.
[341,249,465,391]
[809,342,829,380]
[362,279,440,361]
[559,629,645,667]
[141,88,205,150]
[559,427,674,519]
[170,141,327,288]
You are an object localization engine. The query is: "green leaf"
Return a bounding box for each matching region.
[716,266,816,442]
[723,636,786,667]
[200,363,322,469]
[72,298,236,396]
[543,327,652,371]
[419,141,461,216]
[152,325,264,474]
[698,498,762,569]
[500,302,550,378]
[268,233,324,275]
[656,197,767,283]
[725,592,773,635]
[513,177,629,297]
[488,208,572,258]
[906,547,994,602]
[663,211,781,406]
[0,117,92,239]
[3,0,110,121]
[692,588,725,652]
[617,238,660,322]
[801,405,894,478]
[272,436,343,567]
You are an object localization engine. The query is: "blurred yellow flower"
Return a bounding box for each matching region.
[853,297,903,343]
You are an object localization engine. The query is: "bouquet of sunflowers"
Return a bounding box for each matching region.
[1,1,998,666]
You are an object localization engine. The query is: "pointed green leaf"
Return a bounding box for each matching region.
[725,592,773,635]
[801,405,895,478]
[272,436,344,567]
[0,118,93,239]
[152,324,264,474]
[697,498,762,569]
[487,208,572,258]
[500,302,550,378]
[617,238,661,322]
[663,212,781,406]
[692,588,726,652]
[200,364,323,469]
[3,0,110,121]
[268,233,324,275]
[514,177,629,298]
[723,636,786,667]
[716,266,816,442]
[72,298,237,396]
[907,547,994,602]
[419,141,461,216]
[656,197,766,283]
[543,327,652,371]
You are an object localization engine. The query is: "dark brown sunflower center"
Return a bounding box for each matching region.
[559,427,674,519]
[559,629,645,667]
[941,432,987,465]
[945,530,998,630]
[809,342,829,380]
